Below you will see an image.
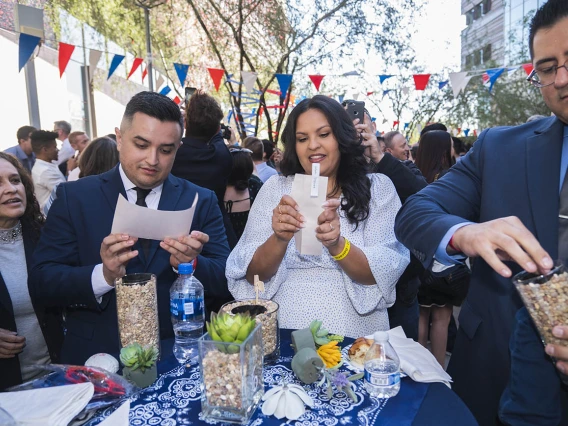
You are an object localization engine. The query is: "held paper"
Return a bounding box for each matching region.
[290,173,328,256]
[111,193,198,240]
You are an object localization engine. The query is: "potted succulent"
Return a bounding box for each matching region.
[120,343,159,388]
[199,312,264,424]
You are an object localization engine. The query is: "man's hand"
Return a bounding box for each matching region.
[67,156,78,173]
[0,328,25,358]
[354,118,383,163]
[451,217,553,277]
[545,326,568,374]
[100,234,139,285]
[161,231,209,268]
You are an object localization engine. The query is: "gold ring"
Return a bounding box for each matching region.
[329,222,334,232]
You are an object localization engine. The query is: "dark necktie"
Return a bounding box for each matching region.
[560,171,568,263]
[134,187,152,258]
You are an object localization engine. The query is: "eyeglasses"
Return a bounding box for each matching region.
[527,60,568,88]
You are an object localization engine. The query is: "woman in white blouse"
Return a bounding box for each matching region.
[226,96,409,338]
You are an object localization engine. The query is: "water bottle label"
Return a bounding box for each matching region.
[170,297,204,321]
[364,371,400,386]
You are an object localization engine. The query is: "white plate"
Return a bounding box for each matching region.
[341,344,407,377]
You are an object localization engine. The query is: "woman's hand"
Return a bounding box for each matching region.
[0,328,25,358]
[272,195,305,243]
[316,199,342,249]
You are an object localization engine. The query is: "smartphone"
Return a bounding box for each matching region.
[345,100,365,121]
[184,87,197,104]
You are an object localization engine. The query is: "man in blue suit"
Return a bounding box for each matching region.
[395,1,568,423]
[30,92,231,364]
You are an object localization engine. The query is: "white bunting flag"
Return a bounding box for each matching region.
[241,71,257,93]
[88,50,102,83]
[449,72,473,98]
[156,75,165,91]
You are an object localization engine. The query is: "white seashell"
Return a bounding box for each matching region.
[262,385,283,401]
[85,353,119,373]
[288,385,314,408]
[273,392,287,419]
[261,390,283,416]
[284,391,306,420]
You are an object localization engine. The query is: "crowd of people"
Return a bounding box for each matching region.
[1,1,567,425]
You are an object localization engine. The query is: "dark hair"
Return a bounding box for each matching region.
[280,95,371,228]
[244,137,264,162]
[106,133,117,141]
[0,152,44,238]
[78,137,119,178]
[184,91,223,140]
[415,130,453,184]
[383,131,401,149]
[54,120,71,135]
[410,144,419,159]
[30,130,58,154]
[529,0,568,59]
[420,122,447,136]
[16,125,36,142]
[451,136,466,155]
[262,139,274,161]
[228,150,254,191]
[122,91,183,134]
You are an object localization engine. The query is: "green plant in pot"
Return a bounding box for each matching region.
[120,343,159,388]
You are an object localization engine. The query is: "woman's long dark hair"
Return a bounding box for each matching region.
[280,95,371,228]
[0,152,44,239]
[78,137,119,178]
[415,130,453,184]
[228,150,254,191]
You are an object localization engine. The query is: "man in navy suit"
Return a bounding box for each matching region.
[394,1,568,423]
[30,92,231,364]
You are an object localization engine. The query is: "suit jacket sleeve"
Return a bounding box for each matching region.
[373,153,427,203]
[194,190,231,300]
[394,129,487,270]
[30,184,100,310]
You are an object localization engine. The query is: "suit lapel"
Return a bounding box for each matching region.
[100,166,128,212]
[144,175,183,267]
[526,118,563,257]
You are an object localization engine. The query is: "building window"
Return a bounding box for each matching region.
[483,0,492,13]
[465,0,492,26]
[483,44,492,62]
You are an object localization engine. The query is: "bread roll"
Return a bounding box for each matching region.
[348,337,376,368]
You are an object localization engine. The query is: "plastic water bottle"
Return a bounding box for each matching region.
[170,263,205,363]
[363,331,401,398]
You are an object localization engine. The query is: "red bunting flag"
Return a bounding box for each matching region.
[127,58,143,80]
[172,96,181,105]
[393,121,400,128]
[58,42,75,78]
[413,74,431,90]
[265,89,282,96]
[473,130,478,137]
[141,65,147,82]
[207,68,225,91]
[308,75,325,91]
[457,127,462,134]
[522,63,534,76]
[367,92,374,96]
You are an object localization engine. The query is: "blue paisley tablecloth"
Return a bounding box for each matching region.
[87,330,477,426]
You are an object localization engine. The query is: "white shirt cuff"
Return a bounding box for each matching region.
[434,222,473,267]
[92,263,114,302]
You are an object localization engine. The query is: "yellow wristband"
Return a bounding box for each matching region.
[332,238,351,261]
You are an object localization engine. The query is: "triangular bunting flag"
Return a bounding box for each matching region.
[156,75,164,90]
[207,68,225,91]
[438,81,449,90]
[142,65,147,82]
[382,90,391,97]
[464,129,470,137]
[473,130,478,137]
[18,33,41,72]
[275,74,293,98]
[449,71,472,97]
[393,121,399,128]
[127,58,143,80]
[173,63,189,87]
[159,86,171,96]
[242,71,257,93]
[88,50,102,82]
[457,127,462,134]
[338,94,345,104]
[507,66,520,76]
[58,42,75,78]
[172,96,181,105]
[343,70,360,77]
[366,91,374,96]
[402,87,410,95]
[522,63,534,76]
[404,123,410,130]
[107,54,125,80]
[308,75,325,91]
[353,93,360,100]
[485,68,505,92]
[379,75,393,84]
[413,74,431,90]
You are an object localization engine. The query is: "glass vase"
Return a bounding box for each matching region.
[115,273,160,357]
[198,323,264,424]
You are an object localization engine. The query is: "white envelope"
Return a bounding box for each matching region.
[111,194,198,240]
[290,173,328,256]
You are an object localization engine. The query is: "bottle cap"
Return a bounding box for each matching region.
[373,331,389,342]
[178,263,193,274]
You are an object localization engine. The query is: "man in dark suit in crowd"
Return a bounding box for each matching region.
[30,92,230,365]
[395,1,567,423]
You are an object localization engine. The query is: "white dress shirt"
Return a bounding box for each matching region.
[31,159,66,210]
[67,167,81,182]
[91,165,164,298]
[57,138,75,165]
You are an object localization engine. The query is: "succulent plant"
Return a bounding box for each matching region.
[206,312,257,354]
[120,343,158,373]
[309,320,331,346]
